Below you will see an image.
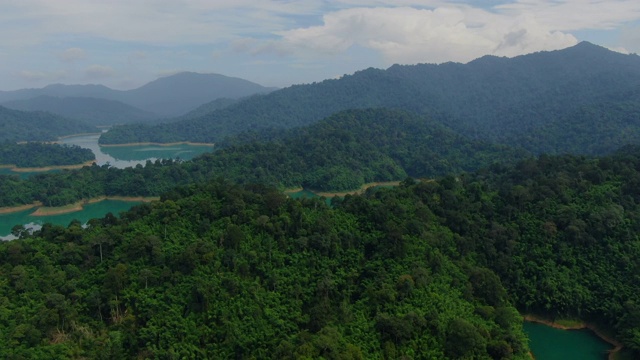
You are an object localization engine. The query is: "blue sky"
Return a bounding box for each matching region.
[1,0,639,91]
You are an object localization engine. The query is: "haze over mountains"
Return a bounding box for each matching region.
[0,72,275,124]
[0,106,97,142]
[100,42,640,156]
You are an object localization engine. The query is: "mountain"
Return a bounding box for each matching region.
[100,42,640,155]
[0,105,97,142]
[2,96,158,126]
[121,72,275,116]
[0,72,274,119]
[0,84,116,103]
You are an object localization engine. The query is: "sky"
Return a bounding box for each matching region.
[1,0,640,91]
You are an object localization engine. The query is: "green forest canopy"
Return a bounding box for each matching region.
[0,142,95,168]
[4,146,640,358]
[0,109,526,207]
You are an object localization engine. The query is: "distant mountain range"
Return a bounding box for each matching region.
[1,96,158,126]
[100,42,640,156]
[0,72,275,122]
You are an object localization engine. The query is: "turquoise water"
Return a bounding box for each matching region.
[0,200,143,239]
[1,133,211,239]
[61,134,214,169]
[524,321,612,360]
[0,134,214,177]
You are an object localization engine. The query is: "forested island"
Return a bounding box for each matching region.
[0,142,95,169]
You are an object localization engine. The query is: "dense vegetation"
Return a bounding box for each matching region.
[0,142,95,168]
[100,43,640,156]
[0,106,97,142]
[0,179,530,359]
[5,147,640,357]
[198,109,526,191]
[0,109,525,207]
[2,96,158,126]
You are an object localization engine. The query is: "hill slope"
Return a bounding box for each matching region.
[189,108,527,191]
[2,96,158,126]
[100,42,640,155]
[0,106,97,142]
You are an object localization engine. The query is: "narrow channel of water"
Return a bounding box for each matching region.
[523,321,612,360]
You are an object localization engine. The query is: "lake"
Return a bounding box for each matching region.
[523,321,612,360]
[60,133,214,168]
[0,199,144,240]
[1,133,214,238]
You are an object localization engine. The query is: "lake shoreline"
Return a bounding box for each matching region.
[286,181,402,198]
[523,314,623,360]
[56,132,103,140]
[31,196,160,216]
[0,202,43,215]
[0,197,159,217]
[100,141,215,147]
[4,160,96,173]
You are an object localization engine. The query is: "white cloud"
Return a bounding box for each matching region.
[269,6,578,65]
[2,1,640,90]
[59,47,86,62]
[497,1,640,31]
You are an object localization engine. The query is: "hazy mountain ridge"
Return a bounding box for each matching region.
[2,95,159,126]
[0,105,97,142]
[0,72,274,120]
[100,42,640,155]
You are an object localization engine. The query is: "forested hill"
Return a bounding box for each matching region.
[191,108,527,191]
[6,148,640,357]
[100,42,640,155]
[2,96,158,126]
[0,109,526,207]
[0,106,97,142]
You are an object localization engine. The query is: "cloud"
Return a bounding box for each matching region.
[267,6,578,65]
[85,65,116,78]
[496,0,640,31]
[59,47,86,62]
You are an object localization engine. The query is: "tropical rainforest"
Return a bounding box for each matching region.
[4,147,640,358]
[0,142,95,168]
[2,41,640,359]
[0,109,526,207]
